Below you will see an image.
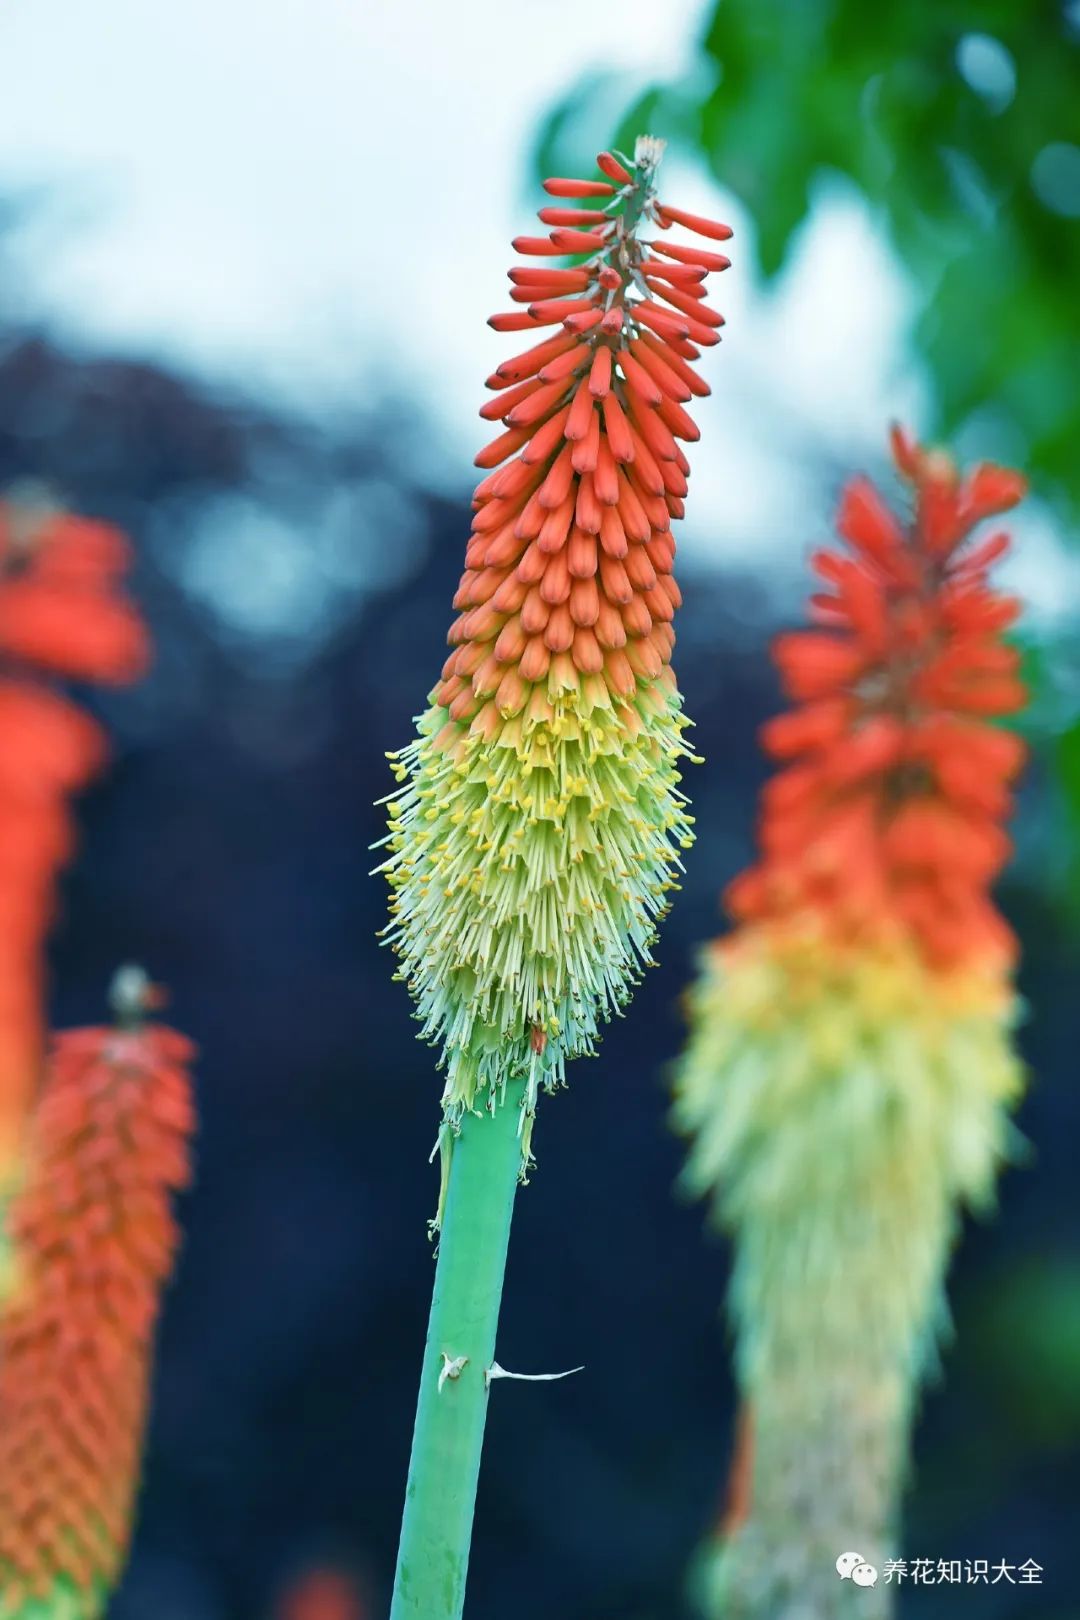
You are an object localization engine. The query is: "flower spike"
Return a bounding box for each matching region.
[0,968,195,1618]
[0,496,149,1199]
[380,137,732,1151]
[384,141,732,1620]
[729,429,1027,970]
[675,432,1029,1618]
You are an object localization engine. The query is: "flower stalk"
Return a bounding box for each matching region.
[380,137,732,1618]
[391,1082,524,1619]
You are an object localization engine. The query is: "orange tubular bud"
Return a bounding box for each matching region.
[597,151,633,184]
[537,207,608,230]
[634,302,689,341]
[537,206,609,226]
[537,342,591,383]
[509,284,577,304]
[646,276,725,328]
[538,494,575,554]
[637,331,711,397]
[526,296,598,322]
[508,266,591,288]
[478,376,544,422]
[666,333,702,361]
[511,236,568,257]
[521,407,573,466]
[548,227,609,252]
[628,337,692,403]
[628,402,681,462]
[565,378,596,442]
[588,345,613,398]
[624,429,665,495]
[542,177,617,198]
[615,472,651,541]
[575,473,603,535]
[488,309,558,332]
[594,438,620,506]
[639,258,707,283]
[571,406,601,474]
[599,506,628,558]
[655,393,702,442]
[652,239,732,272]
[617,348,663,406]
[538,442,577,508]
[562,308,605,335]
[474,424,532,468]
[601,392,635,463]
[505,378,572,429]
[656,203,734,240]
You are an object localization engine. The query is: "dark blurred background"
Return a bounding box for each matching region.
[1,2,1078,1617]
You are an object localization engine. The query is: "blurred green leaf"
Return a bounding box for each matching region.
[970,1257,1080,1449]
[537,0,1080,882]
[539,0,1080,505]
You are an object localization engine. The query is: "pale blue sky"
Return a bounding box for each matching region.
[0,0,1070,614]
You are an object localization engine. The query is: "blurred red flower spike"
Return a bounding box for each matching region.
[0,980,196,1608]
[735,430,1029,970]
[0,494,148,1185]
[276,1566,368,1620]
[0,507,149,682]
[0,580,148,682]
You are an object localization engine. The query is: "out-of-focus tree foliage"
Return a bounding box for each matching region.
[539,0,1080,901]
[540,1,1079,499]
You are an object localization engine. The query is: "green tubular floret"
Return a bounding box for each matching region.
[378,679,696,1134]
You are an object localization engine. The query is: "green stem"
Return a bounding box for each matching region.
[390,1085,525,1620]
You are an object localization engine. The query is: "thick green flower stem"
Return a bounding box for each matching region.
[391,1086,526,1620]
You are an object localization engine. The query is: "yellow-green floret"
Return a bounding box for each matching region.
[379,676,696,1137]
[675,930,1024,1619]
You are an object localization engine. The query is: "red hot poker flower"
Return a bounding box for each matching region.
[0,685,105,1179]
[384,136,734,1123]
[0,497,148,1187]
[676,434,1029,1616]
[442,134,732,729]
[727,428,1027,970]
[0,969,195,1617]
[382,137,734,1620]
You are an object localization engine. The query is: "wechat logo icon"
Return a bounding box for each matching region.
[836,1551,879,1588]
